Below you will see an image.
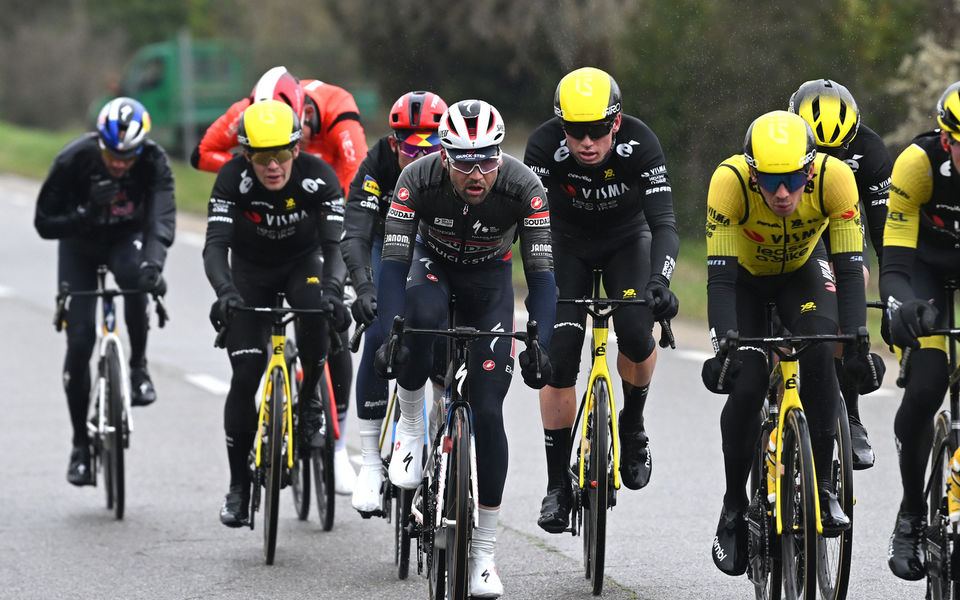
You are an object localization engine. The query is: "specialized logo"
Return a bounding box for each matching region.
[397,187,410,201]
[483,360,495,371]
[362,175,381,196]
[402,452,413,472]
[531,196,544,210]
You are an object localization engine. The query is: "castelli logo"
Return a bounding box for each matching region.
[482,360,495,371]
[744,229,764,242]
[245,211,262,223]
[841,209,855,219]
[531,196,544,210]
[397,188,410,201]
[426,274,438,282]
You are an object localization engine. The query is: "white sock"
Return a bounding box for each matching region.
[472,506,499,558]
[358,419,382,467]
[335,410,348,451]
[397,386,424,434]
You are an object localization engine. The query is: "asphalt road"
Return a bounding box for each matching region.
[0,173,927,599]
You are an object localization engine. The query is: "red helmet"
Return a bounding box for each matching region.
[251,66,305,120]
[390,91,447,131]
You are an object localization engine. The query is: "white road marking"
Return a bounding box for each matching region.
[185,373,230,395]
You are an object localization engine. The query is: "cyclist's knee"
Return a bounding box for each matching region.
[617,333,656,363]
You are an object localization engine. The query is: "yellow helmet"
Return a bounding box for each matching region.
[553,67,621,123]
[237,99,302,150]
[743,111,817,174]
[788,79,860,148]
[937,81,960,142]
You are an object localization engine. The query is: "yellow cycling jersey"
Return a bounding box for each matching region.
[884,143,932,248]
[706,153,862,276]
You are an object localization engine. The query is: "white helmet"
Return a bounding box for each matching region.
[438,100,505,151]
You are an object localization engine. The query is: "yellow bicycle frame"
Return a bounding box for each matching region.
[255,332,294,470]
[576,316,621,491]
[772,359,823,535]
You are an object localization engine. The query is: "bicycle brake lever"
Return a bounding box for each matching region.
[154,294,169,328]
[658,320,676,349]
[349,322,368,353]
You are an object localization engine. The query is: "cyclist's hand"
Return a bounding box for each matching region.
[890,299,938,349]
[209,289,245,331]
[351,283,378,328]
[374,338,409,379]
[518,340,552,389]
[701,354,740,394]
[320,291,352,332]
[644,281,679,321]
[843,350,886,394]
[138,263,167,296]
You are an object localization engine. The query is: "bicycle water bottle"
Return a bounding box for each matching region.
[765,430,777,504]
[950,447,960,523]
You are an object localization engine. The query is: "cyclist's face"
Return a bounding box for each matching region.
[752,167,812,217]
[247,145,299,190]
[443,149,498,205]
[100,150,137,179]
[564,114,621,166]
[942,131,960,172]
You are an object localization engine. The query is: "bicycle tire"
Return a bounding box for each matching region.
[779,408,818,600]
[286,342,311,521]
[104,343,125,520]
[311,366,336,531]
[927,410,957,600]
[396,487,413,579]
[583,377,609,595]
[748,407,782,600]
[428,462,446,600]
[263,366,285,565]
[816,401,854,600]
[444,406,471,600]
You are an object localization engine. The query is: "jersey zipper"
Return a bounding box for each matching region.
[455,202,471,264]
[779,216,787,274]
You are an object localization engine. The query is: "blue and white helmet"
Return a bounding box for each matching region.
[97,97,151,158]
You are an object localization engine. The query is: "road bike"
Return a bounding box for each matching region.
[557,271,675,595]
[380,315,543,600]
[718,324,873,600]
[54,264,168,520]
[215,294,336,564]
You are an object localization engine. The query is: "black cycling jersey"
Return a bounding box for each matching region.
[822,124,892,259]
[35,133,176,266]
[341,135,402,288]
[523,115,679,283]
[203,152,347,296]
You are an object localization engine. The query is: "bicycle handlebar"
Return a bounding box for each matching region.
[54,284,168,332]
[894,327,960,387]
[556,296,676,349]
[213,304,336,349]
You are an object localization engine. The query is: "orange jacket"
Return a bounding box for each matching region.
[192,80,368,192]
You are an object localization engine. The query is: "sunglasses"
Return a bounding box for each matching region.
[755,170,809,193]
[562,120,614,141]
[398,140,442,158]
[248,148,295,166]
[449,155,501,175]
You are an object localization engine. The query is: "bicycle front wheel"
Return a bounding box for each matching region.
[262,366,286,565]
[780,408,818,600]
[286,342,311,521]
[443,405,471,600]
[311,366,336,531]
[926,410,958,600]
[816,401,854,600]
[103,343,125,520]
[583,377,610,595]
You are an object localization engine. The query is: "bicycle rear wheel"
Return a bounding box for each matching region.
[311,365,336,531]
[816,401,854,600]
[263,366,285,565]
[926,410,958,600]
[444,406,471,600]
[427,456,446,600]
[103,343,125,520]
[286,342,311,521]
[583,377,609,595]
[780,408,818,600]
[396,487,414,579]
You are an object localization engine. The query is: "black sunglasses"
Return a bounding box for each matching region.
[562,120,614,141]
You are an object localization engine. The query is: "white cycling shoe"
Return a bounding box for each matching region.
[351,463,384,513]
[469,555,504,598]
[388,425,424,490]
[334,447,357,496]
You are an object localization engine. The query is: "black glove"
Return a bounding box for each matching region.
[374,338,410,379]
[842,350,886,394]
[320,291,351,332]
[138,264,167,296]
[701,355,741,394]
[84,179,120,225]
[890,298,938,350]
[518,340,553,389]
[209,289,245,331]
[351,282,378,328]
[644,281,679,321]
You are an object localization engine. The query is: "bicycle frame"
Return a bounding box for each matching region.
[576,308,621,491]
[255,323,295,472]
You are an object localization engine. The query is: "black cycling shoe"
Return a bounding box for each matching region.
[220,484,251,528]
[618,413,651,490]
[67,444,94,487]
[888,511,926,580]
[538,479,574,534]
[818,487,851,537]
[131,366,157,407]
[712,504,747,576]
[848,415,875,470]
[300,392,324,447]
